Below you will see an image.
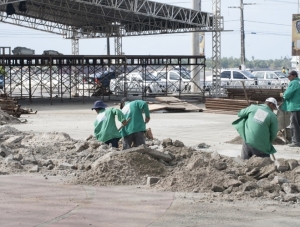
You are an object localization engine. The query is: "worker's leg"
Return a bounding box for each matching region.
[122,134,134,150]
[241,141,251,159]
[290,111,300,146]
[105,138,120,148]
[132,131,146,147]
[241,141,270,159]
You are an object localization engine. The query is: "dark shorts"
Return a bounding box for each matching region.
[122,131,145,150]
[241,141,270,160]
[290,111,300,144]
[105,138,120,148]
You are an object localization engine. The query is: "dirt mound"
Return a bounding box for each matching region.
[74,152,167,186]
[0,110,22,125]
[1,128,300,202]
[226,136,285,145]
[155,151,300,201]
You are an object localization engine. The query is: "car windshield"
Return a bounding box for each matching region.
[274,72,287,78]
[144,74,155,81]
[180,71,191,79]
[241,71,256,79]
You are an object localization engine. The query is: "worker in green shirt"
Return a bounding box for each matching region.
[281,70,300,147]
[232,97,278,159]
[92,100,127,148]
[119,98,150,149]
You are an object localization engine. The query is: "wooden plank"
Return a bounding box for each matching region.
[155,97,182,103]
[149,104,168,111]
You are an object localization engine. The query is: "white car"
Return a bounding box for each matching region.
[110,72,163,95]
[252,71,289,86]
[220,70,257,86]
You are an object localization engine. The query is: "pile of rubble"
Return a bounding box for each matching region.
[1,125,300,202]
[0,109,23,125]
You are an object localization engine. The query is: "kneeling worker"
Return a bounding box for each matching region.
[232,97,278,159]
[119,98,150,149]
[92,100,127,148]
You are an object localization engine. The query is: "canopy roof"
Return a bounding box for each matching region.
[0,0,221,38]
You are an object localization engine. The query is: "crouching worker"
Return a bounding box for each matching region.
[92,100,127,148]
[119,98,150,150]
[232,97,278,159]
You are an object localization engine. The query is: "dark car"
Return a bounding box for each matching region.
[84,71,117,96]
[0,74,4,89]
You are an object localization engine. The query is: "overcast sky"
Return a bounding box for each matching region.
[0,0,297,60]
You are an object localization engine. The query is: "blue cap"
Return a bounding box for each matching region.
[92,100,107,110]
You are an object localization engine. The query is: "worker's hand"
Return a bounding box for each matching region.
[280,93,283,98]
[145,117,150,123]
[122,120,128,126]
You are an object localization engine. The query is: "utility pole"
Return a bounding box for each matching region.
[229,0,255,70]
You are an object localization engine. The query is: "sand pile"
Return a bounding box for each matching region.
[1,126,300,202]
[0,109,22,125]
[226,135,286,145]
[154,151,300,202]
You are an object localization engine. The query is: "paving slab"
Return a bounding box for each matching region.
[0,175,173,227]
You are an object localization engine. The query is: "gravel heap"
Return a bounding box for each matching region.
[226,135,286,145]
[1,126,300,202]
[0,109,22,125]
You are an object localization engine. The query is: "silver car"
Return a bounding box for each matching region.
[252,71,289,86]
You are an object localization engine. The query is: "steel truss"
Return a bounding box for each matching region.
[0,0,218,38]
[211,0,222,97]
[0,55,206,102]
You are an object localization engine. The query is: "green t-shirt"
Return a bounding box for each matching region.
[282,77,300,112]
[94,107,126,143]
[232,104,278,154]
[120,100,150,137]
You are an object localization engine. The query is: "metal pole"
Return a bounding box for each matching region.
[107,37,110,55]
[240,0,246,70]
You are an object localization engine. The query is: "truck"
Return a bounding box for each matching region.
[12,47,35,55]
[43,50,63,55]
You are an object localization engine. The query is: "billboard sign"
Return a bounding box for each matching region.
[292,14,300,56]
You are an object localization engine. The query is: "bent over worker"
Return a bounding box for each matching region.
[281,70,300,147]
[92,100,127,148]
[119,98,150,150]
[232,97,278,159]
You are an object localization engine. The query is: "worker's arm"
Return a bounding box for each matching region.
[137,100,150,122]
[283,82,298,100]
[269,116,278,142]
[237,106,250,118]
[112,108,127,125]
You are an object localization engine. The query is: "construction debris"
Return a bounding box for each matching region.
[1,125,300,202]
[149,97,202,113]
[0,93,37,117]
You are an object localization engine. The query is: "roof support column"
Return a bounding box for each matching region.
[211,0,222,97]
[190,0,200,93]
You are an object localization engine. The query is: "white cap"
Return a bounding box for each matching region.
[265,97,278,109]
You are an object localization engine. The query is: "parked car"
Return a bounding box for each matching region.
[252,71,289,86]
[0,74,3,89]
[110,72,163,95]
[152,70,191,92]
[220,70,257,86]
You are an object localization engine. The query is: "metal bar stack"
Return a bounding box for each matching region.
[205,98,259,114]
[226,88,282,102]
